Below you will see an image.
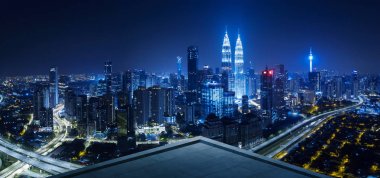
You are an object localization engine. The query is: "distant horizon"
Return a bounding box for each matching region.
[1,64,376,78]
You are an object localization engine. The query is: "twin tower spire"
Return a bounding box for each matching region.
[221,29,245,98]
[222,30,243,64]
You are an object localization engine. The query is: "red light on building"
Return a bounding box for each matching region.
[262,69,274,76]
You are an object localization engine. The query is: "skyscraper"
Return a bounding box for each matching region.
[88,96,106,132]
[76,95,88,136]
[104,60,112,94]
[49,67,58,107]
[103,93,115,124]
[177,56,182,80]
[163,88,175,117]
[309,71,321,92]
[234,32,245,98]
[352,70,359,98]
[34,82,53,130]
[122,70,133,105]
[334,76,343,99]
[273,64,286,120]
[38,107,53,129]
[133,87,149,126]
[201,82,224,118]
[64,87,76,117]
[221,30,234,92]
[187,46,199,91]
[34,82,50,121]
[222,91,235,118]
[148,85,165,123]
[246,62,257,98]
[260,67,274,125]
[241,95,249,114]
[132,69,147,91]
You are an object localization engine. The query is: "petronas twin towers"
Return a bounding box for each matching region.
[221,30,246,99]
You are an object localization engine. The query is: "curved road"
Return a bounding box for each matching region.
[252,96,364,156]
[0,105,82,177]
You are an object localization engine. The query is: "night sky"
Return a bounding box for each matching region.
[1,0,380,76]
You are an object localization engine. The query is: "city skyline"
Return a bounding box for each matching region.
[2,0,380,76]
[1,1,380,177]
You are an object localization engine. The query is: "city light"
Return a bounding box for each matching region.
[0,1,379,177]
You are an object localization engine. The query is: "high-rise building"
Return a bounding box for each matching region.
[133,87,150,125]
[104,60,112,94]
[169,73,179,89]
[234,33,245,98]
[273,64,286,120]
[246,62,257,98]
[91,96,109,132]
[322,79,333,99]
[33,82,51,126]
[163,88,175,117]
[221,30,234,92]
[275,64,285,77]
[58,75,70,101]
[76,95,88,136]
[352,70,359,98]
[260,68,274,125]
[222,91,235,118]
[184,105,196,124]
[132,69,147,90]
[122,70,133,105]
[273,77,285,120]
[177,56,182,80]
[201,82,224,118]
[197,65,214,87]
[88,96,105,132]
[49,67,58,107]
[187,46,199,91]
[64,87,76,118]
[103,93,115,124]
[241,95,249,114]
[38,107,53,129]
[116,103,136,153]
[309,72,321,92]
[334,76,343,99]
[176,56,183,91]
[148,86,165,123]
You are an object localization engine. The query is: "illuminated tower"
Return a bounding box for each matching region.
[49,67,58,107]
[309,47,313,72]
[177,56,182,79]
[261,67,274,126]
[234,32,245,98]
[221,29,234,92]
[187,46,198,92]
[201,82,224,118]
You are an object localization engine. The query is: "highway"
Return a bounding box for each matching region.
[0,143,70,175]
[0,104,82,177]
[252,96,364,157]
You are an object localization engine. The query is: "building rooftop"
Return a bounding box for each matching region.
[53,137,327,178]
